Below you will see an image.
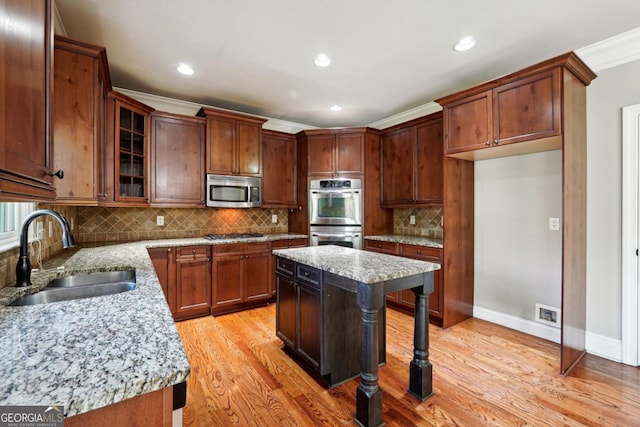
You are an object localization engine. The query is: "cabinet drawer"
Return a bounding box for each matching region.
[245,241,270,253]
[272,238,308,249]
[213,243,243,256]
[364,239,399,254]
[399,244,441,259]
[296,264,321,289]
[276,257,295,277]
[176,246,210,260]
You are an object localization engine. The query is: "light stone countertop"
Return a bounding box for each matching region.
[272,245,440,284]
[0,233,306,417]
[365,234,443,248]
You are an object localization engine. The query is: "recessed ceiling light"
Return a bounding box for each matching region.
[314,53,331,67]
[177,63,194,75]
[330,105,342,112]
[454,35,477,52]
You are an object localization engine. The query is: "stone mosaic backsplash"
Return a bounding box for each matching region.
[76,206,289,243]
[393,207,443,239]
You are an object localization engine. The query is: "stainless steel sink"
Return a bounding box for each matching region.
[9,270,137,306]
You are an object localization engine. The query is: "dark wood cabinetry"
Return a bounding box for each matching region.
[270,238,308,296]
[148,245,211,321]
[262,130,297,207]
[150,112,205,207]
[0,0,55,201]
[305,131,364,178]
[197,107,267,176]
[364,239,444,325]
[381,112,443,207]
[212,242,271,315]
[102,92,154,206]
[52,36,111,205]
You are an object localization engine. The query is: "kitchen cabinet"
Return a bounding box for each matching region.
[197,107,267,176]
[102,91,154,206]
[270,238,308,296]
[442,68,562,159]
[305,131,364,178]
[0,0,56,201]
[150,112,205,207]
[364,239,444,325]
[381,112,443,207]
[262,130,297,207]
[212,241,271,315]
[52,36,111,205]
[148,245,211,321]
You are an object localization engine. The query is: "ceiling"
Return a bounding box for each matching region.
[54,0,640,129]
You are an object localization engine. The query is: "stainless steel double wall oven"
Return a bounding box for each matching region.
[309,178,362,249]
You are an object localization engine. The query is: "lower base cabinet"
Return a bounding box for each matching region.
[270,238,308,297]
[275,256,385,387]
[148,245,212,321]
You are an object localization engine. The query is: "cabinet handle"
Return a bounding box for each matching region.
[98,193,108,198]
[417,249,422,254]
[167,248,171,253]
[493,139,499,145]
[48,169,64,179]
[484,141,490,146]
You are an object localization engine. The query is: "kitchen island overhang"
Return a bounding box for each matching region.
[272,245,441,427]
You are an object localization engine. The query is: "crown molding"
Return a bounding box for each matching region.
[576,27,640,72]
[367,102,443,130]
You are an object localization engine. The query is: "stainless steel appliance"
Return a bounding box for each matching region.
[309,225,362,249]
[309,178,362,249]
[206,174,261,208]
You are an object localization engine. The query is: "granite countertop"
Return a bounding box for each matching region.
[272,245,440,284]
[365,234,443,249]
[0,233,305,418]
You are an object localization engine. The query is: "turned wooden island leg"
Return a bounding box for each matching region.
[409,272,434,400]
[355,281,385,427]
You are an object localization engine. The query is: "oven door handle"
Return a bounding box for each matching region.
[311,232,361,238]
[310,190,361,195]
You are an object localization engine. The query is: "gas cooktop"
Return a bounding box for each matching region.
[204,233,265,241]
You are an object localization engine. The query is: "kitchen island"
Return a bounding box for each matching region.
[272,245,441,427]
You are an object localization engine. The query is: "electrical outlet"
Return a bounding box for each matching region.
[156,216,164,226]
[272,214,278,224]
[548,217,560,231]
[409,215,416,225]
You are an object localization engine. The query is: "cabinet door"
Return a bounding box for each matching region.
[298,284,321,368]
[206,116,235,175]
[443,90,492,154]
[236,121,262,176]
[262,131,296,207]
[212,254,244,307]
[151,113,205,206]
[175,254,211,320]
[493,68,561,146]
[276,273,297,349]
[381,127,414,205]
[335,133,363,175]
[0,0,55,200]
[148,247,176,313]
[414,118,443,204]
[115,101,150,203]
[244,252,270,301]
[307,135,335,177]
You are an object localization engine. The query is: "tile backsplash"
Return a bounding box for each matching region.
[77,207,288,243]
[393,207,443,239]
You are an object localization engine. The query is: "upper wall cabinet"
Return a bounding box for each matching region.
[441,63,567,160]
[52,36,111,205]
[101,91,154,206]
[0,0,56,201]
[150,112,206,207]
[302,130,364,178]
[197,107,267,177]
[381,112,443,207]
[262,129,297,208]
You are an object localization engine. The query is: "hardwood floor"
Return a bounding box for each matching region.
[175,305,640,426]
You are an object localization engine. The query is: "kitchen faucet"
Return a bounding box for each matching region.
[15,209,76,287]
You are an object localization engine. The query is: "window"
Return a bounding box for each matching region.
[0,202,36,252]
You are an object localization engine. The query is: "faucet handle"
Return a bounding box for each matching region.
[48,169,64,179]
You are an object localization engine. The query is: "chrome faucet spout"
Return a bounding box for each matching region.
[15,209,76,287]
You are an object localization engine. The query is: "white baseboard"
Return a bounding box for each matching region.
[473,306,623,363]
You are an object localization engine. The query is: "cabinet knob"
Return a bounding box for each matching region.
[484,141,490,146]
[98,193,108,198]
[167,248,171,253]
[417,249,422,254]
[48,169,64,179]
[493,139,499,145]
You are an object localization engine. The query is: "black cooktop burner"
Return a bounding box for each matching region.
[204,233,265,241]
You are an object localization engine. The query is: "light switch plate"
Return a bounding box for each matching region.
[410,215,416,225]
[272,214,278,224]
[548,217,560,231]
[156,216,164,226]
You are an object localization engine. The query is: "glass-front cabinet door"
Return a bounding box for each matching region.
[116,101,149,202]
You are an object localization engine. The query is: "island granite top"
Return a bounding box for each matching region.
[272,245,440,284]
[365,235,443,248]
[0,233,305,418]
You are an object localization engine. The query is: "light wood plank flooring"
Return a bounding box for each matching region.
[175,305,640,426]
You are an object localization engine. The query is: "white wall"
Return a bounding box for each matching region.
[473,58,640,360]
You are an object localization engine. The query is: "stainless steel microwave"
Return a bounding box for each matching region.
[206,174,262,208]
